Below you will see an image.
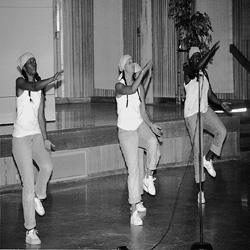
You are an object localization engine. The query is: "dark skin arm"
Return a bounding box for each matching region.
[193,41,220,71]
[208,84,231,112]
[184,42,220,85]
[16,70,63,97]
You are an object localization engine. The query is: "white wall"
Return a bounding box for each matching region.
[196,0,234,93]
[0,0,55,125]
[93,0,123,90]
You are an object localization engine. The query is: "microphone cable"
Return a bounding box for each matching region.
[148,74,204,250]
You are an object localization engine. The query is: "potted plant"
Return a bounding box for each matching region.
[168,0,213,55]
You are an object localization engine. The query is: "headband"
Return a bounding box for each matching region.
[17,52,35,69]
[189,47,200,59]
[118,55,132,72]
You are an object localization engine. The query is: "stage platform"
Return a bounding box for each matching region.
[1,99,249,188]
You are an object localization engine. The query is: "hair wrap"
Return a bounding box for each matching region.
[118,55,132,72]
[189,47,200,59]
[17,52,35,70]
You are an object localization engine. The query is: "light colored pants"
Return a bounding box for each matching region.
[185,107,227,183]
[118,121,160,204]
[12,133,53,230]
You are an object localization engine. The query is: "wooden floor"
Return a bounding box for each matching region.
[0,100,249,249]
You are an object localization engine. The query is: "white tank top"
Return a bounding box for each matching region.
[13,90,42,137]
[184,71,209,118]
[116,79,143,130]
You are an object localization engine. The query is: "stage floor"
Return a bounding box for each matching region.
[1,99,249,136]
[0,101,186,135]
[1,157,249,249]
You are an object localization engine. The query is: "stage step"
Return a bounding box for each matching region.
[0,116,241,188]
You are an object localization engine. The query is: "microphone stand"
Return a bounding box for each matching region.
[191,72,213,250]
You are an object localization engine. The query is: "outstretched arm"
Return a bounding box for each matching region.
[115,60,152,96]
[16,70,64,92]
[194,41,220,71]
[184,42,220,85]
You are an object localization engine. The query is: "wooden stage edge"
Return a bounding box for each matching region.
[0,113,240,190]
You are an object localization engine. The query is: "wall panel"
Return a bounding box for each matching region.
[123,0,142,64]
[0,0,55,124]
[56,0,94,98]
[93,0,123,92]
[152,0,180,99]
[232,0,250,100]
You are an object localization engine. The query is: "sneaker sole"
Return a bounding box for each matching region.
[130,220,143,226]
[130,207,146,213]
[25,239,41,245]
[204,167,216,177]
[35,210,45,216]
[34,199,45,216]
[34,208,45,216]
[137,209,146,213]
[143,184,156,195]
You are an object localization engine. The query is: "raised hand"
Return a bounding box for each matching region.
[142,60,153,74]
[210,41,220,55]
[53,70,64,81]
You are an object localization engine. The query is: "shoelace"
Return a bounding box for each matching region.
[28,229,38,235]
[148,177,156,182]
[137,202,144,207]
[207,161,213,168]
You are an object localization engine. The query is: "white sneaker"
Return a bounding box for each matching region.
[34,197,45,216]
[197,191,205,204]
[26,229,41,245]
[130,210,143,226]
[203,156,216,177]
[136,202,146,213]
[130,202,147,213]
[143,176,156,195]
